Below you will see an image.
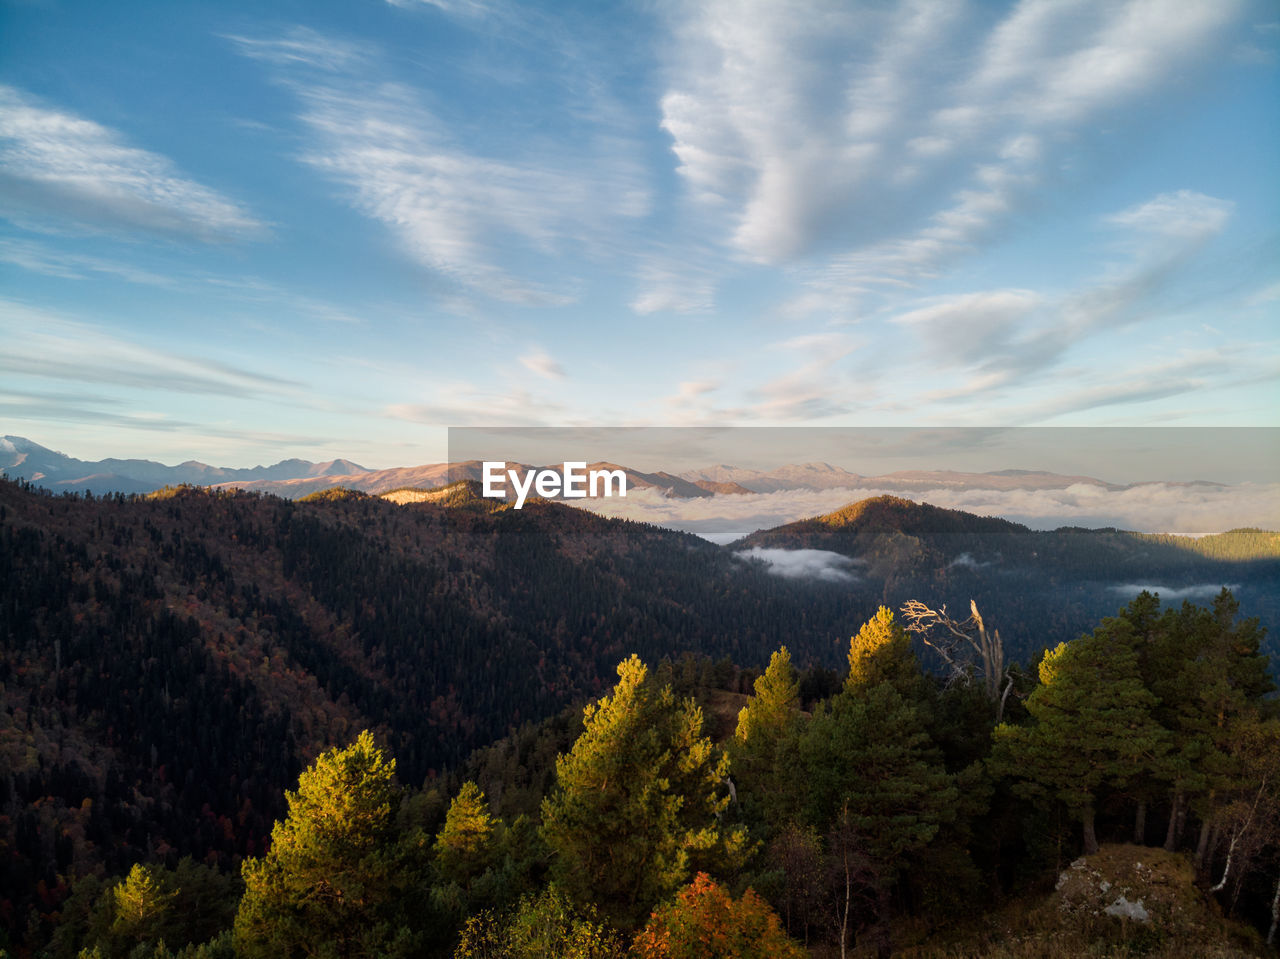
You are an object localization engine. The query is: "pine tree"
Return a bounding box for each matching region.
[97,864,179,957]
[434,781,496,887]
[733,646,801,828]
[233,731,430,958]
[735,646,800,748]
[540,655,748,929]
[1144,590,1273,851]
[846,606,929,704]
[992,618,1170,854]
[797,681,957,957]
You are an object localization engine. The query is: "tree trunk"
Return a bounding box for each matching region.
[839,849,851,959]
[1082,806,1099,855]
[1211,830,1240,893]
[1164,791,1181,851]
[1195,820,1214,870]
[874,884,893,959]
[1133,801,1147,845]
[1267,871,1280,946]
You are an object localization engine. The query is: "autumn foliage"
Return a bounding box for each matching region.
[629,873,805,959]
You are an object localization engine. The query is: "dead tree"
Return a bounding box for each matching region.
[900,598,1014,722]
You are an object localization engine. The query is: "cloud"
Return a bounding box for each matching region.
[0,298,302,399]
[0,85,265,241]
[892,290,1041,367]
[386,0,494,16]
[520,349,566,380]
[949,552,992,570]
[630,257,718,315]
[656,0,1244,326]
[1011,347,1279,422]
[1107,190,1234,239]
[568,481,1280,540]
[890,190,1239,406]
[0,235,368,325]
[734,547,861,583]
[1110,583,1242,602]
[233,30,650,307]
[223,27,371,70]
[0,237,179,286]
[385,382,571,426]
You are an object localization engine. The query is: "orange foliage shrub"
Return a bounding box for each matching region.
[629,872,807,959]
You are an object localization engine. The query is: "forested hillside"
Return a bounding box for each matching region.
[733,495,1280,658]
[2,478,1277,956]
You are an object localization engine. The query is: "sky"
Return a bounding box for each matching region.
[1,0,1278,472]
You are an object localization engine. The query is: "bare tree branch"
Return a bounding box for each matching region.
[901,599,1013,722]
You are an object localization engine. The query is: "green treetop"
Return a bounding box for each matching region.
[846,606,929,704]
[540,655,748,929]
[434,781,497,887]
[233,730,430,959]
[735,645,800,747]
[992,618,1170,854]
[733,646,804,831]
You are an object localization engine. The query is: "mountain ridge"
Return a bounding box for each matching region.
[0,435,1233,502]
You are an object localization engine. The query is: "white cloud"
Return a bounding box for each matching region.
[734,547,861,583]
[520,349,566,380]
[888,189,1239,406]
[386,0,493,16]
[569,481,1280,540]
[630,258,718,315]
[0,85,265,240]
[224,28,370,70]
[1107,189,1234,240]
[892,290,1042,366]
[0,298,301,398]
[233,30,650,307]
[657,0,1245,320]
[1110,583,1242,601]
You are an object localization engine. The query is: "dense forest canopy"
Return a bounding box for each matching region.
[2,477,1278,957]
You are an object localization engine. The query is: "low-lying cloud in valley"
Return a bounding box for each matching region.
[733,548,861,583]
[570,482,1280,542]
[1110,583,1243,602]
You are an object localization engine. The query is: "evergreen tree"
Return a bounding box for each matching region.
[733,646,802,828]
[434,781,497,887]
[798,682,957,957]
[233,731,430,958]
[735,646,800,748]
[1143,590,1272,851]
[992,618,1170,854]
[846,606,929,704]
[540,655,748,929]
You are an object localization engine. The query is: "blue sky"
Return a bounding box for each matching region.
[1,0,1277,470]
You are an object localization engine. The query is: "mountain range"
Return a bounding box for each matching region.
[0,435,1218,500]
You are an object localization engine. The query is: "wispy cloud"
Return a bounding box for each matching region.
[630,256,719,315]
[894,190,1239,406]
[520,348,566,380]
[231,30,650,307]
[0,85,265,241]
[0,299,302,399]
[386,0,494,16]
[0,236,180,286]
[0,235,367,325]
[222,27,371,70]
[657,0,1244,311]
